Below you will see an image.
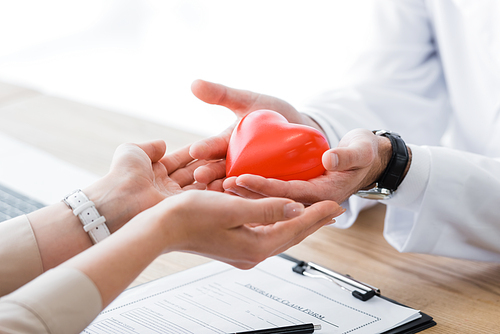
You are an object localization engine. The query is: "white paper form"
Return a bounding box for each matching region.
[82,256,420,334]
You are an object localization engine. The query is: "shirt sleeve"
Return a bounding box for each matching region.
[0,215,43,297]
[0,267,102,334]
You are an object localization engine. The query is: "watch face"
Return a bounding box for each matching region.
[355,188,393,200]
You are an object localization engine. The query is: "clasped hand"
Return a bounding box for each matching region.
[188,79,392,205]
[86,138,343,269]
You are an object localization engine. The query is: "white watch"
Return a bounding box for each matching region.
[63,189,110,244]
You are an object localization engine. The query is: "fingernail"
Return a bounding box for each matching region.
[326,218,336,226]
[330,153,339,168]
[225,188,239,196]
[284,203,305,218]
[337,207,347,215]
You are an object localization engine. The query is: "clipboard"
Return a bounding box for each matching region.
[279,253,436,334]
[85,254,437,334]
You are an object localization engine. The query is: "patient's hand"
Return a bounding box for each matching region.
[84,140,206,233]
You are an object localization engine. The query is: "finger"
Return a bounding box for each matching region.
[169,159,208,187]
[182,183,207,191]
[109,142,155,171]
[191,79,260,114]
[323,133,376,171]
[190,202,340,270]
[235,197,305,227]
[323,146,375,172]
[276,202,345,252]
[160,144,196,173]
[230,175,294,197]
[136,140,167,163]
[270,215,334,257]
[226,174,321,205]
[193,160,227,184]
[222,176,237,189]
[225,183,268,199]
[226,187,267,199]
[151,160,171,187]
[207,179,225,192]
[240,201,341,262]
[189,125,234,160]
[264,201,343,252]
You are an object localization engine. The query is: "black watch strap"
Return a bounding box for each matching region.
[375,130,409,191]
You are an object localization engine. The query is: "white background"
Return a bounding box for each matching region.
[0,0,371,136]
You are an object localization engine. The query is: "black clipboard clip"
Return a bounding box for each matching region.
[292,260,380,301]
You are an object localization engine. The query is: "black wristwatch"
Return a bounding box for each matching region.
[355,130,409,200]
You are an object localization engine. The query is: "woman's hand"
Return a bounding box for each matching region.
[149,191,345,269]
[64,190,344,308]
[84,140,206,233]
[29,140,207,271]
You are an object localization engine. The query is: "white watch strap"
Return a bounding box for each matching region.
[63,190,110,244]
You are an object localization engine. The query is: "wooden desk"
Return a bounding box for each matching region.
[1,83,498,333]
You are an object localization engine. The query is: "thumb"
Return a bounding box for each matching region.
[136,140,167,163]
[110,140,166,170]
[189,126,233,160]
[322,143,376,172]
[191,79,259,116]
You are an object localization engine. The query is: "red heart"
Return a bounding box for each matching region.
[226,109,329,181]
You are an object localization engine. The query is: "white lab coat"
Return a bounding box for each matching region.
[302,0,500,262]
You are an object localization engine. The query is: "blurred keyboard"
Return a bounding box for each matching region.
[0,183,45,222]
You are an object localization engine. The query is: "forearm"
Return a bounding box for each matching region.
[0,175,147,295]
[28,176,145,271]
[61,206,169,308]
[0,215,44,296]
[0,267,102,334]
[28,202,93,271]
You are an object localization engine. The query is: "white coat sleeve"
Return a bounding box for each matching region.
[301,0,452,228]
[301,0,452,148]
[299,1,500,262]
[382,145,500,262]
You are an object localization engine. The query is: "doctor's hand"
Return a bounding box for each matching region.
[189,79,323,190]
[83,140,206,234]
[223,129,397,205]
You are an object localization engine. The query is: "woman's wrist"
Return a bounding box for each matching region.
[143,197,185,254]
[139,193,212,255]
[83,175,157,234]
